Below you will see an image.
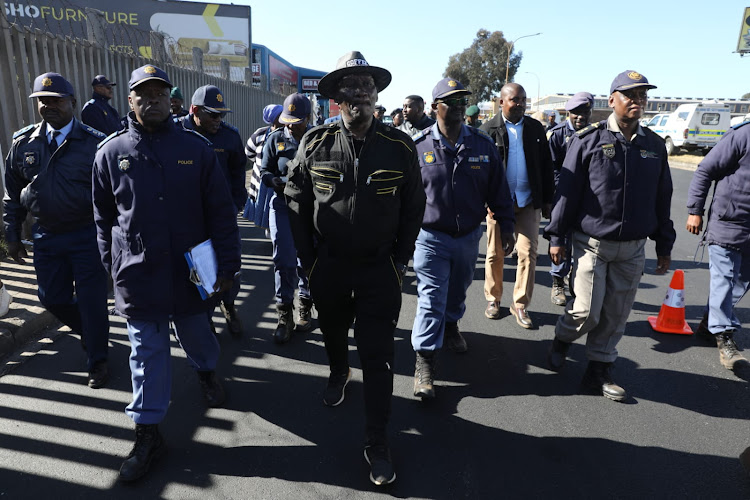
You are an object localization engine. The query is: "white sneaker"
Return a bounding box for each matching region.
[0,284,12,317]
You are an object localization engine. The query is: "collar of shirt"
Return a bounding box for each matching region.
[606,113,645,141]
[430,123,470,152]
[502,114,524,127]
[46,118,74,145]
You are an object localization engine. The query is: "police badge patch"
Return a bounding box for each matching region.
[602,144,615,159]
[118,155,131,171]
[277,142,286,151]
[24,152,37,165]
[423,151,435,164]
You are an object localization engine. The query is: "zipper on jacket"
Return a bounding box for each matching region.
[366,169,404,185]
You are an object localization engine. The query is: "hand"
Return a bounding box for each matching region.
[549,245,566,266]
[542,203,552,220]
[271,176,286,194]
[7,241,27,264]
[686,214,703,235]
[655,255,671,275]
[213,275,234,294]
[500,232,516,256]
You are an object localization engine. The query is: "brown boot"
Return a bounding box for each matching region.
[581,361,626,402]
[716,330,746,370]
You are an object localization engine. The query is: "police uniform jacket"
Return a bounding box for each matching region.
[92,113,241,320]
[687,121,750,252]
[479,113,555,210]
[548,120,576,187]
[545,115,676,256]
[81,93,122,136]
[177,115,247,212]
[260,127,300,189]
[284,118,426,270]
[414,124,514,237]
[3,118,106,242]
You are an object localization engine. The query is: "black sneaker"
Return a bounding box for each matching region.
[197,370,226,407]
[323,368,351,407]
[364,444,396,486]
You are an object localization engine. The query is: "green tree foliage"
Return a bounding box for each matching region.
[444,29,522,105]
[743,92,750,99]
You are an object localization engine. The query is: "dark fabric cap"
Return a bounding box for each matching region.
[92,75,115,87]
[192,85,232,113]
[279,93,311,124]
[171,86,184,100]
[432,77,471,101]
[610,70,656,95]
[129,65,172,90]
[565,92,594,111]
[465,105,480,117]
[317,51,391,99]
[29,72,75,98]
[263,104,282,124]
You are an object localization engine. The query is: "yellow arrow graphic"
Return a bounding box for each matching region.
[203,4,224,37]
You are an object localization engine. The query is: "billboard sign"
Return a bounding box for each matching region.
[737,7,750,53]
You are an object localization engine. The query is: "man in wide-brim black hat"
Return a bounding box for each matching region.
[284,51,426,487]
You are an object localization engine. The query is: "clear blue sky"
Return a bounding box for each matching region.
[188,0,749,112]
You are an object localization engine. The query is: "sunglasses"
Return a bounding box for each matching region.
[437,97,469,107]
[202,109,227,119]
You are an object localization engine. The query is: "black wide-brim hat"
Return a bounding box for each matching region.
[317,51,391,100]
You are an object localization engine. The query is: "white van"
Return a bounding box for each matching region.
[648,101,731,155]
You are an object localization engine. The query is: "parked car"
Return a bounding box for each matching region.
[646,101,731,156]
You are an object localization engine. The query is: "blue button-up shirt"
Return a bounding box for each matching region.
[504,115,531,207]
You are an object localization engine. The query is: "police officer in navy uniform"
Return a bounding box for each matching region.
[177,85,247,335]
[285,51,425,486]
[3,72,110,389]
[260,93,313,342]
[80,74,122,136]
[546,91,594,306]
[545,70,675,402]
[92,65,241,482]
[411,78,515,400]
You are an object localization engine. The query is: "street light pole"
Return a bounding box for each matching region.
[524,71,540,112]
[505,32,542,84]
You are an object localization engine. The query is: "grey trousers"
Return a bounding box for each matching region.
[554,231,646,363]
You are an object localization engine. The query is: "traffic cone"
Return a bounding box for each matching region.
[648,269,693,335]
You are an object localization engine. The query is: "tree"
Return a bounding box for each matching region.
[743,92,750,99]
[444,29,522,105]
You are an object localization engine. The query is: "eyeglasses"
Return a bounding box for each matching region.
[437,97,469,107]
[618,89,648,102]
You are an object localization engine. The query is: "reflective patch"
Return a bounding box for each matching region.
[663,287,684,308]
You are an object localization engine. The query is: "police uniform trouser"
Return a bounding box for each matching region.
[310,254,401,446]
[33,223,109,370]
[269,193,310,304]
[554,231,645,362]
[706,244,750,333]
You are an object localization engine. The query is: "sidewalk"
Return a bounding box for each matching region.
[0,249,57,361]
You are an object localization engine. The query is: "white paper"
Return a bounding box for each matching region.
[190,239,218,296]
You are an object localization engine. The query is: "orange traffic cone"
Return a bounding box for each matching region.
[648,269,693,335]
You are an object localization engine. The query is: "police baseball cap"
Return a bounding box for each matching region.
[610,71,656,95]
[29,72,75,98]
[128,64,172,90]
[192,85,232,113]
[263,104,283,125]
[565,92,594,111]
[375,104,386,112]
[92,75,115,87]
[279,93,311,124]
[170,86,184,100]
[465,105,480,117]
[317,51,391,99]
[432,77,472,101]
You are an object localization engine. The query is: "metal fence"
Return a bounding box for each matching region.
[0,9,284,156]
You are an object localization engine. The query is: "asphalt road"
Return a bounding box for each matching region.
[1,167,749,499]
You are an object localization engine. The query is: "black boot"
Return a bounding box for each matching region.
[197,370,225,407]
[118,424,166,482]
[551,276,567,306]
[581,361,626,402]
[413,351,437,399]
[444,321,468,353]
[220,302,243,336]
[547,337,571,372]
[273,303,294,344]
[296,296,314,332]
[716,330,746,370]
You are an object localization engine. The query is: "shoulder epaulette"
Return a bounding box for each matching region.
[731,120,750,130]
[12,123,37,141]
[182,127,212,145]
[411,129,429,142]
[220,121,239,133]
[173,116,181,124]
[82,99,95,108]
[575,121,602,138]
[83,125,106,139]
[97,128,128,149]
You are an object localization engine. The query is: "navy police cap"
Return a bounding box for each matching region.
[192,85,232,113]
[610,70,656,95]
[565,92,594,111]
[279,93,311,124]
[432,77,471,101]
[92,74,115,87]
[29,72,75,98]
[128,64,172,90]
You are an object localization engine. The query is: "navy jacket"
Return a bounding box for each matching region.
[81,93,122,136]
[92,113,241,320]
[3,118,106,241]
[260,127,301,190]
[480,114,555,210]
[414,124,514,236]
[178,115,247,212]
[687,121,750,251]
[547,120,576,188]
[545,115,676,256]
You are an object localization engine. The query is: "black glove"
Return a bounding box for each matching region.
[7,241,27,264]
